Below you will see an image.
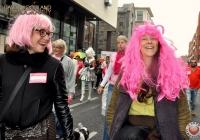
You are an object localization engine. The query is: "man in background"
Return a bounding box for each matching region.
[186,59,200,116]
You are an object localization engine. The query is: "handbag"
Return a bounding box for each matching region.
[95,68,101,75]
[0,67,32,140]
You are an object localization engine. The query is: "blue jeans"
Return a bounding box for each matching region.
[52,105,62,136]
[103,84,114,140]
[186,88,198,111]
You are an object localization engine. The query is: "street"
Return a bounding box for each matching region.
[70,86,104,140]
[70,86,200,140]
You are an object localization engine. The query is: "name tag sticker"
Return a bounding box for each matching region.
[29,73,47,83]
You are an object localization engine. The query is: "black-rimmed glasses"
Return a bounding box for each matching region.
[35,29,54,38]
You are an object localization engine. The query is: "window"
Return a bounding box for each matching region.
[51,10,60,41]
[119,22,123,26]
[118,14,124,18]
[137,11,143,21]
[84,21,95,48]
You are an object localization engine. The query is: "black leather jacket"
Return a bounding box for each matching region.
[0,50,74,139]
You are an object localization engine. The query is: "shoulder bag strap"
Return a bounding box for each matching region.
[0,67,33,122]
[60,56,65,62]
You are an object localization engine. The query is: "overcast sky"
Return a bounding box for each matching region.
[118,0,200,57]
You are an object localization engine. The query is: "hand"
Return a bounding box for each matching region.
[68,96,73,104]
[98,86,104,94]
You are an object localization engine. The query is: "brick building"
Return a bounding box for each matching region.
[188,12,200,63]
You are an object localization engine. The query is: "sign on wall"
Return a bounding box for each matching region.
[101,51,116,59]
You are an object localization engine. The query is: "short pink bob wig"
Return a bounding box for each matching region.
[8,14,55,53]
[119,21,189,101]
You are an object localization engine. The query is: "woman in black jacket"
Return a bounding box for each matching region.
[0,13,74,139]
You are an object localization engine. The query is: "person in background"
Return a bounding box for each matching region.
[93,58,104,91]
[52,39,75,103]
[98,35,128,140]
[52,39,75,138]
[0,13,74,139]
[69,52,78,78]
[76,55,84,89]
[186,59,200,116]
[101,58,110,116]
[107,21,190,140]
[79,47,96,102]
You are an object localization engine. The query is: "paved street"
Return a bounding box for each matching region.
[70,86,104,140]
[70,86,200,140]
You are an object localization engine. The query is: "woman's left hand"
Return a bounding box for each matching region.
[68,96,73,104]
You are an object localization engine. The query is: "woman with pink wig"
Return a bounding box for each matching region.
[107,21,191,140]
[0,13,74,139]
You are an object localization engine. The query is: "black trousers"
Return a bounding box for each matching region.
[114,124,151,140]
[95,74,102,88]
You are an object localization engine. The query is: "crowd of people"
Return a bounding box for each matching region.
[0,12,198,140]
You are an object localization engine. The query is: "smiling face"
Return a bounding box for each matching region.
[29,28,51,54]
[53,45,64,57]
[140,34,159,60]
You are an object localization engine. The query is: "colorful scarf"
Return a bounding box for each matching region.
[113,51,125,75]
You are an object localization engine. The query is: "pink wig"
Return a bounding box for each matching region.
[8,14,55,53]
[119,21,189,101]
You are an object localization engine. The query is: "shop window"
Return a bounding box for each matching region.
[70,26,77,38]
[84,21,95,48]
[52,33,59,42]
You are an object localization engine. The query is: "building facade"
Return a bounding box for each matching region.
[188,12,200,63]
[0,0,118,54]
[135,7,154,25]
[98,3,135,54]
[97,4,154,55]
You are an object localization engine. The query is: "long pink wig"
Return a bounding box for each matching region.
[8,14,55,53]
[119,21,189,101]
